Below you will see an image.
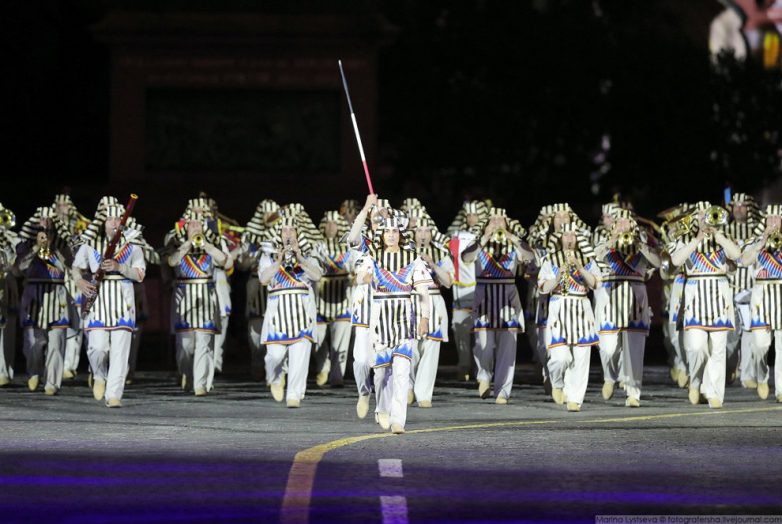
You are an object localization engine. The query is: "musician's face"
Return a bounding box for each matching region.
[382,228,400,248]
[415,228,432,246]
[281,226,298,244]
[561,232,576,250]
[105,217,121,237]
[39,217,51,229]
[613,218,632,233]
[324,221,338,239]
[408,216,418,229]
[553,212,571,230]
[602,214,614,227]
[466,213,479,227]
[56,203,70,217]
[732,204,748,222]
[489,216,506,229]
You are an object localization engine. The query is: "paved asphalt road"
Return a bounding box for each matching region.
[1,365,780,523]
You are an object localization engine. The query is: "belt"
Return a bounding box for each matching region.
[552,292,588,298]
[375,292,411,300]
[686,273,726,279]
[269,288,308,296]
[104,275,130,281]
[177,278,213,284]
[476,278,515,285]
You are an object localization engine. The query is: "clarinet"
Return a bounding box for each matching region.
[80,194,138,317]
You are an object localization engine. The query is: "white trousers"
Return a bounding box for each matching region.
[23,327,66,390]
[248,317,266,379]
[352,326,374,397]
[0,328,14,380]
[664,321,688,376]
[375,356,411,428]
[684,329,727,403]
[64,327,82,373]
[176,331,215,393]
[314,321,351,383]
[534,326,549,381]
[213,315,229,373]
[599,331,646,400]
[473,330,517,400]
[547,345,590,406]
[451,309,473,376]
[266,340,311,401]
[411,339,440,403]
[87,329,132,401]
[751,329,782,394]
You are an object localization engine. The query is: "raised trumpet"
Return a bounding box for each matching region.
[704,205,729,228]
[191,233,205,249]
[492,229,507,243]
[0,209,15,229]
[767,230,782,251]
[618,230,636,248]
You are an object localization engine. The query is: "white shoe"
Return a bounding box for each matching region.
[63,369,75,380]
[93,378,106,401]
[194,388,207,397]
[315,371,328,387]
[180,374,187,391]
[287,399,301,408]
[377,412,390,430]
[270,382,284,402]
[0,375,9,387]
[106,398,122,408]
[743,379,759,389]
[27,375,40,392]
[601,380,614,401]
[757,382,770,400]
[356,395,370,419]
[495,396,508,405]
[625,397,640,408]
[677,372,690,389]
[551,387,564,405]
[478,380,491,399]
[44,385,57,396]
[417,400,432,408]
[391,423,405,434]
[407,389,415,406]
[708,398,723,409]
[566,402,581,412]
[688,387,700,405]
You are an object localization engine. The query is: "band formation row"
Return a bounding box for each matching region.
[0,192,778,434]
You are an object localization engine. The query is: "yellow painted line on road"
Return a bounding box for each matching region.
[280,405,782,523]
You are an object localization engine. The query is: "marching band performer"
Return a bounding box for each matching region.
[594,208,660,407]
[538,223,601,411]
[0,203,18,387]
[670,202,741,408]
[411,215,453,407]
[724,193,762,388]
[313,211,353,387]
[462,207,533,404]
[72,200,146,407]
[741,204,782,402]
[239,199,279,380]
[16,207,71,394]
[258,214,322,408]
[446,201,487,381]
[354,207,431,433]
[167,212,228,396]
[346,195,391,419]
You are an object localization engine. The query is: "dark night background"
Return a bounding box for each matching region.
[3,0,782,364]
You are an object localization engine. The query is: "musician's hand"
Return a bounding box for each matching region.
[417,318,429,338]
[77,278,96,296]
[274,247,284,264]
[100,259,120,272]
[364,194,378,212]
[36,232,49,248]
[420,253,434,266]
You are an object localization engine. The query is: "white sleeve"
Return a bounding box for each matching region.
[73,244,91,271]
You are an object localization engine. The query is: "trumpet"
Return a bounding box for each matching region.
[0,209,15,229]
[560,250,577,296]
[704,205,729,228]
[192,233,205,249]
[283,238,296,270]
[492,229,507,243]
[618,230,636,248]
[767,230,782,251]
